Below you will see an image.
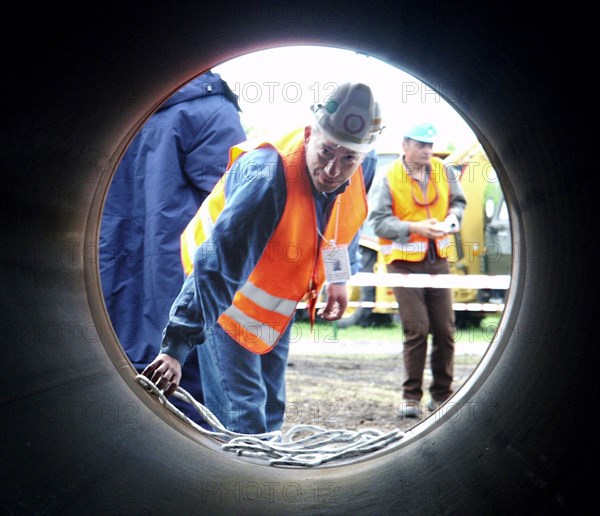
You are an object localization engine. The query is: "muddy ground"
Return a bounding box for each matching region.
[282,353,480,434]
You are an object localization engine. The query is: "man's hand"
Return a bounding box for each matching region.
[409,218,446,238]
[317,283,348,321]
[141,353,182,397]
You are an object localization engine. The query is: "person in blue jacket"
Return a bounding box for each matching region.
[99,70,246,421]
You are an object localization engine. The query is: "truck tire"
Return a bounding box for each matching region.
[1,3,591,514]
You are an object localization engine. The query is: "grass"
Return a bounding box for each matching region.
[283,315,501,432]
[291,314,501,347]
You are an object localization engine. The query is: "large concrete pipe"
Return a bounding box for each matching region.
[1,2,592,514]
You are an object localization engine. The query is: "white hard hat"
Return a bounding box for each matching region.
[404,122,437,144]
[311,82,383,153]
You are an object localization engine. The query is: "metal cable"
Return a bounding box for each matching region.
[136,374,404,467]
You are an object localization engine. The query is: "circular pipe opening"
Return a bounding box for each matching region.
[4,5,590,513]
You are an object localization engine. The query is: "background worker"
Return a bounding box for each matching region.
[368,122,466,418]
[142,82,383,434]
[99,71,246,422]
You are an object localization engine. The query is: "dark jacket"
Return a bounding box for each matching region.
[99,71,246,369]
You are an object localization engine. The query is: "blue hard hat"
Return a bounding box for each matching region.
[404,123,437,143]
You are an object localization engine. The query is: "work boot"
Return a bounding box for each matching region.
[398,399,421,418]
[427,398,447,412]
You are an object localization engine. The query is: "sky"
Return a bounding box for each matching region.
[213,45,478,153]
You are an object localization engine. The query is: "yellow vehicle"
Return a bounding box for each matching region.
[339,144,510,328]
[444,142,510,326]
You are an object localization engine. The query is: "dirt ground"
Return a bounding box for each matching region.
[282,352,480,434]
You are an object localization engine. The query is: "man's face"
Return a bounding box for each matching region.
[304,126,365,193]
[402,138,433,167]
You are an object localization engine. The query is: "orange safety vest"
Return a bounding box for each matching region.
[180,128,367,353]
[379,157,452,263]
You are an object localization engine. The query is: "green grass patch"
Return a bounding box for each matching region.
[292,314,501,347]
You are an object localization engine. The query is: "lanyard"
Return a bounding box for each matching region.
[411,178,439,206]
[308,196,341,329]
[404,159,438,207]
[316,196,341,246]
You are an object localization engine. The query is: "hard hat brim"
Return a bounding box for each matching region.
[405,135,435,144]
[321,128,377,153]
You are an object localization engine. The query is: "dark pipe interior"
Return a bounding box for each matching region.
[1,3,592,513]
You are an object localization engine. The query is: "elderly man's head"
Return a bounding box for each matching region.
[305,82,382,193]
[402,123,437,168]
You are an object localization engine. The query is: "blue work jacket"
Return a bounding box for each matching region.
[99,71,247,369]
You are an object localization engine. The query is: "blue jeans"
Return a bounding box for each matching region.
[196,322,291,434]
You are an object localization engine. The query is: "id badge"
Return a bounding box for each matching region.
[322,243,351,283]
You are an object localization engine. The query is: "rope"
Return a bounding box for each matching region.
[136,374,404,467]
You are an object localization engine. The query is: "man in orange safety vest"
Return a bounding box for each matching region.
[142,82,383,433]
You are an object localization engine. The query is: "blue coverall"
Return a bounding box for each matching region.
[99,71,247,421]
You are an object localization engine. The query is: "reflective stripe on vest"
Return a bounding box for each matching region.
[218,306,282,349]
[380,237,451,255]
[379,157,451,263]
[234,281,298,317]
